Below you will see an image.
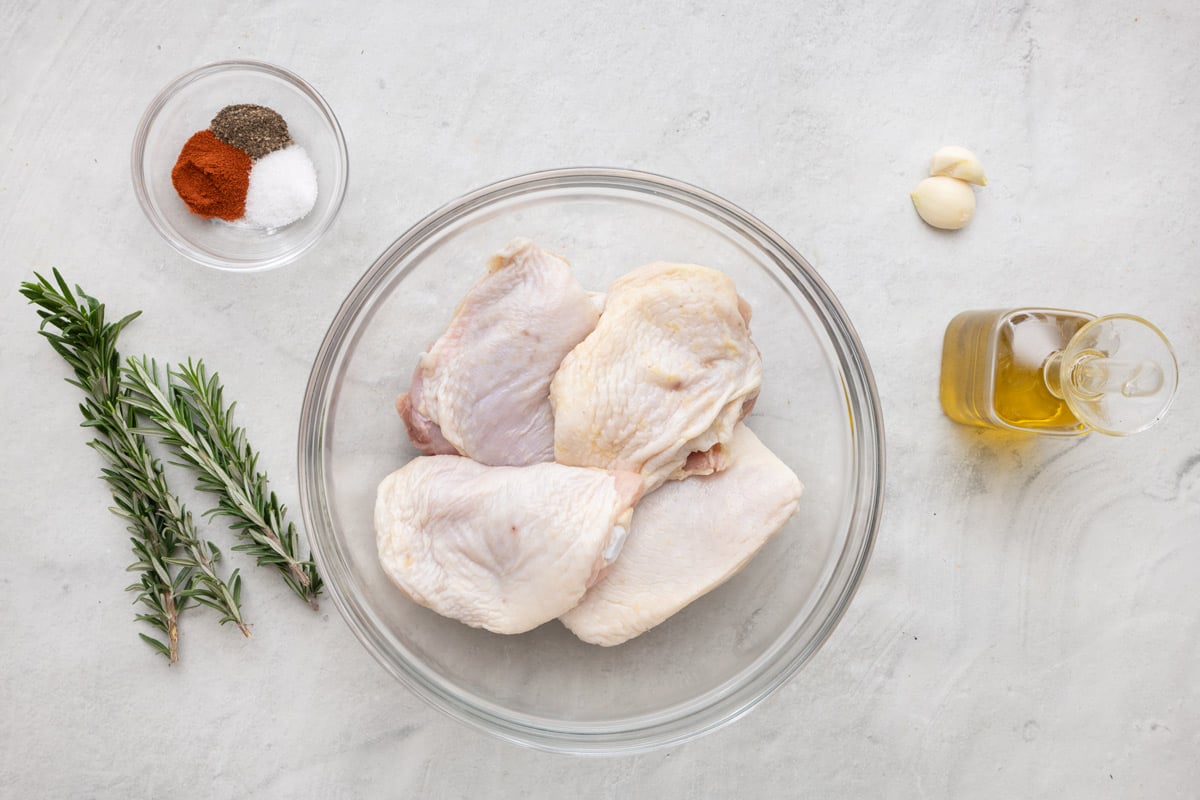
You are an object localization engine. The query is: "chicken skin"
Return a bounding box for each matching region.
[398,238,600,466]
[560,424,802,646]
[375,455,643,634]
[550,262,762,491]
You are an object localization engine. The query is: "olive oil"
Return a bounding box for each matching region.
[939,308,1095,435]
[941,309,1178,437]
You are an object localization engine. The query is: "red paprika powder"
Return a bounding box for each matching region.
[170,130,252,220]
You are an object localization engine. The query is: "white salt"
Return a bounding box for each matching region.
[244,145,318,229]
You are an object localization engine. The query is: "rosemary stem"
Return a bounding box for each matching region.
[164,589,180,663]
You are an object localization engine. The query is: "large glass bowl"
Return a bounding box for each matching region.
[298,168,884,753]
[131,60,349,272]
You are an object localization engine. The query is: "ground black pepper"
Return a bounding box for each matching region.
[210,104,293,159]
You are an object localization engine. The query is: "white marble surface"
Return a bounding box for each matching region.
[3,1,1198,797]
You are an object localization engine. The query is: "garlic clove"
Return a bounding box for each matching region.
[929,145,987,186]
[911,176,976,230]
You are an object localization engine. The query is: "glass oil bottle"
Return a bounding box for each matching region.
[939,308,1178,436]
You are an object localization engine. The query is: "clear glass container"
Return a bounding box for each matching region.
[131,60,349,272]
[940,308,1178,436]
[298,168,885,753]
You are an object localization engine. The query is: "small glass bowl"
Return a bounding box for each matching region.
[299,168,885,753]
[131,60,348,272]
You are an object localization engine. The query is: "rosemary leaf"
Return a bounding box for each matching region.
[138,633,173,659]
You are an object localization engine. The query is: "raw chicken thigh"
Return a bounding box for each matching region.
[379,243,800,645]
[551,262,762,490]
[375,456,643,634]
[397,238,601,466]
[560,423,802,646]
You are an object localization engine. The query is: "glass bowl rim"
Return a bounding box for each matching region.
[130,58,349,273]
[298,166,885,754]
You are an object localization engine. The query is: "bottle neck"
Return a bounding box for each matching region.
[1044,348,1167,405]
[1042,351,1066,399]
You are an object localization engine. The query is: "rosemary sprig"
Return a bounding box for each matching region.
[124,357,322,610]
[20,270,250,661]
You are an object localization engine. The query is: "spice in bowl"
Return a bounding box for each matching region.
[211,104,293,157]
[171,104,318,230]
[171,130,252,221]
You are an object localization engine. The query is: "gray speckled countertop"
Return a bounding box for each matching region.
[2,2,1198,797]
